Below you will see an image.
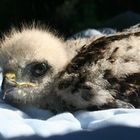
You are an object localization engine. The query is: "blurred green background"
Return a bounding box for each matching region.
[0,0,140,37]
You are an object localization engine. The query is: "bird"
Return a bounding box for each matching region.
[0,25,140,113]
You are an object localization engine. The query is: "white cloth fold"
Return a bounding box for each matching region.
[0,101,140,139]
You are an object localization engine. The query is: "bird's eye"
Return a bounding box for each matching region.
[31,63,49,77]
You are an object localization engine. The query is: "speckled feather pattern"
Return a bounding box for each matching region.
[54,26,140,111]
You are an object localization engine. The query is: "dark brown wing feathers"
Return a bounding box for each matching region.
[66,30,140,74]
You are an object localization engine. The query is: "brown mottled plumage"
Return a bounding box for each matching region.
[0,25,140,112]
[54,26,140,111]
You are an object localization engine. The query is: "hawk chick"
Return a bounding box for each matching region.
[0,25,140,112]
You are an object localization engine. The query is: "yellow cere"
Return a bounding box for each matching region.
[4,72,16,80]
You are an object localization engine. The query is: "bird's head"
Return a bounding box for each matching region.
[0,28,69,110]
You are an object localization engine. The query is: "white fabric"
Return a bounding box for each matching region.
[0,101,140,139]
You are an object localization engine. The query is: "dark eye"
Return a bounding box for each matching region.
[31,63,49,77]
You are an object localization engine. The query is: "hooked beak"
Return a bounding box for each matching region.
[1,71,38,99]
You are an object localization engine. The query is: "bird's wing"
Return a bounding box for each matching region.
[65,27,140,73]
[62,26,140,108]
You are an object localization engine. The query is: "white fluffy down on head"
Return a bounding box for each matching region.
[1,28,70,72]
